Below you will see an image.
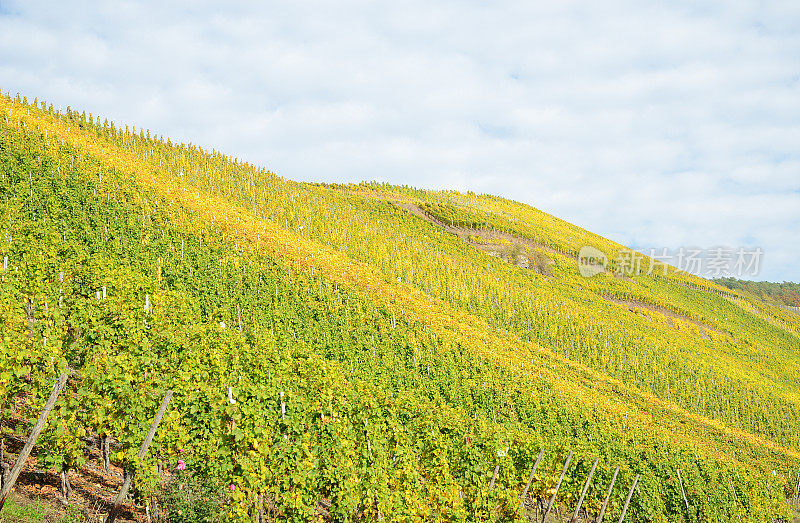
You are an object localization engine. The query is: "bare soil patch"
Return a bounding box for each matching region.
[1,411,142,522]
[397,202,564,274]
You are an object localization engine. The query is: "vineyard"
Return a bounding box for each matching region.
[0,91,799,522]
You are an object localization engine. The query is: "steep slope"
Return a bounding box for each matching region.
[1,92,799,522]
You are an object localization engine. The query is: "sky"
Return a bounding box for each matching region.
[1,1,798,281]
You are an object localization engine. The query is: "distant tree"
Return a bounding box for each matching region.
[713,278,800,307]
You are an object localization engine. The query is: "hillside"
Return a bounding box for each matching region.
[1,92,799,522]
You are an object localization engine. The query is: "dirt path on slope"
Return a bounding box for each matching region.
[397,202,570,268]
[602,295,725,340]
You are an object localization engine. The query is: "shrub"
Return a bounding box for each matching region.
[158,471,221,523]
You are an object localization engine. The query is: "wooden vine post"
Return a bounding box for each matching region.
[489,464,500,489]
[101,435,112,473]
[519,449,545,504]
[570,456,599,523]
[0,372,69,511]
[106,390,173,523]
[617,474,640,523]
[542,450,572,523]
[596,466,619,523]
[677,468,690,517]
[1,440,8,487]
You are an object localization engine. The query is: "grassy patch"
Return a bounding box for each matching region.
[0,494,49,522]
[0,494,82,523]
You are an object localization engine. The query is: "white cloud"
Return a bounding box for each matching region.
[1,0,798,280]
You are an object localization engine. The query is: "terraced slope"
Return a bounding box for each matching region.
[1,92,799,522]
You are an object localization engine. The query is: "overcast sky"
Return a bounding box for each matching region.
[1,1,798,281]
